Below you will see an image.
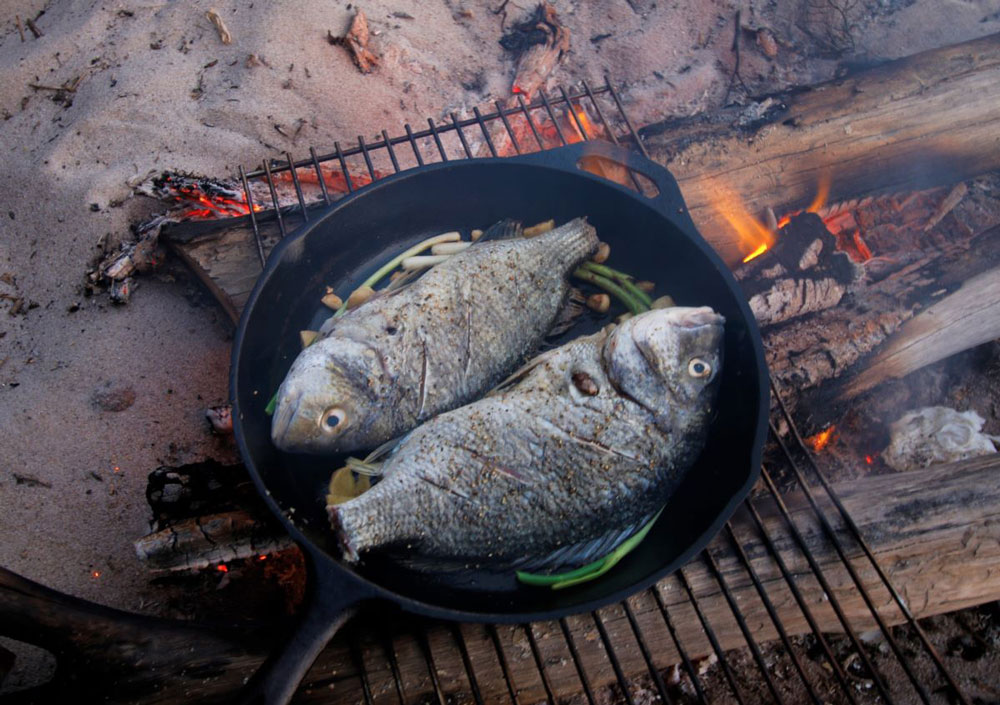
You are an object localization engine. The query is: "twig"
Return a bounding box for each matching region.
[724,10,749,103]
[15,15,24,42]
[25,16,41,38]
[205,9,233,45]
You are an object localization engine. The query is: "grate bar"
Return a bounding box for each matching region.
[381,129,401,173]
[676,568,749,704]
[357,136,377,182]
[590,611,638,705]
[348,631,375,705]
[415,628,449,705]
[649,585,710,703]
[381,628,408,705]
[237,165,265,268]
[516,94,545,150]
[524,624,558,705]
[427,119,449,162]
[451,112,474,159]
[404,124,424,166]
[772,385,971,705]
[261,160,286,239]
[740,496,859,703]
[538,90,568,146]
[283,151,309,223]
[620,599,676,705]
[769,415,937,704]
[451,624,486,705]
[334,142,354,193]
[760,465,896,702]
[473,107,498,157]
[723,522,827,705]
[557,618,598,705]
[488,625,523,705]
[308,146,332,206]
[605,77,648,158]
[700,548,786,704]
[494,99,522,155]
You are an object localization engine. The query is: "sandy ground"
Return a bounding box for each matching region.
[1,0,999,693]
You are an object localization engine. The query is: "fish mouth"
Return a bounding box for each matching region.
[271,390,304,448]
[670,306,724,329]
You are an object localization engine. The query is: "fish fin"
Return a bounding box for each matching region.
[546,287,587,339]
[475,218,523,243]
[510,511,660,574]
[364,435,406,464]
[487,347,561,395]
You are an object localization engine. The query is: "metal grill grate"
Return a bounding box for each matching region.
[228,80,971,705]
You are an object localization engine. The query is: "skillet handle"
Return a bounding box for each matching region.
[237,559,369,705]
[508,141,700,236]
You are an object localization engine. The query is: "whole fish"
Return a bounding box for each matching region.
[329,306,724,571]
[272,218,598,454]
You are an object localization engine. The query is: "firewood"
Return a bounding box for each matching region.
[4,456,998,704]
[645,33,1000,265]
[134,510,294,574]
[756,216,1000,402]
[837,265,1000,400]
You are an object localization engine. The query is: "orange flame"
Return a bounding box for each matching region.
[806,172,831,214]
[707,182,775,263]
[806,426,836,452]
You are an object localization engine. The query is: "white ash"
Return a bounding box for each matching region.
[884,406,999,472]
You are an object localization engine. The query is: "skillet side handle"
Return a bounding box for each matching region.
[508,141,701,237]
[237,562,368,705]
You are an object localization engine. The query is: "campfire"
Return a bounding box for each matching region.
[4,2,1000,704]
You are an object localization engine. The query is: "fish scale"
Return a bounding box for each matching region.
[330,306,725,573]
[271,218,598,454]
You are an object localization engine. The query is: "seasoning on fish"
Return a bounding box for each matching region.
[329,306,724,571]
[271,218,599,454]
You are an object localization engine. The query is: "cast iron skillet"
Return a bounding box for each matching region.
[231,141,769,704]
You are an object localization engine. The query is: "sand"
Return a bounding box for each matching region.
[1,0,998,692]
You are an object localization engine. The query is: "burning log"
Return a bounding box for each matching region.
[735,213,860,327]
[134,510,294,574]
[746,210,1000,406]
[645,33,1000,266]
[5,454,1000,704]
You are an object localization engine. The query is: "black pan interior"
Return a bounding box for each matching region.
[232,154,767,620]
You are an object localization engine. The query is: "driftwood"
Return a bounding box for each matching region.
[504,3,570,99]
[645,32,1000,265]
[5,456,997,704]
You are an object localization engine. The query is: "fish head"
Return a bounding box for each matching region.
[271,336,391,454]
[605,306,725,439]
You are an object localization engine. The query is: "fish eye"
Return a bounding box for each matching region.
[687,358,712,378]
[320,407,347,432]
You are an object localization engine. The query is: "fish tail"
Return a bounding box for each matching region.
[327,503,363,563]
[540,217,599,261]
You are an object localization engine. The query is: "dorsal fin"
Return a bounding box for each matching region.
[476,218,523,243]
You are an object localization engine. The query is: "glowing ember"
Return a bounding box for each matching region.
[865,455,874,465]
[806,426,836,452]
[91,570,101,579]
[216,564,229,573]
[258,555,267,561]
